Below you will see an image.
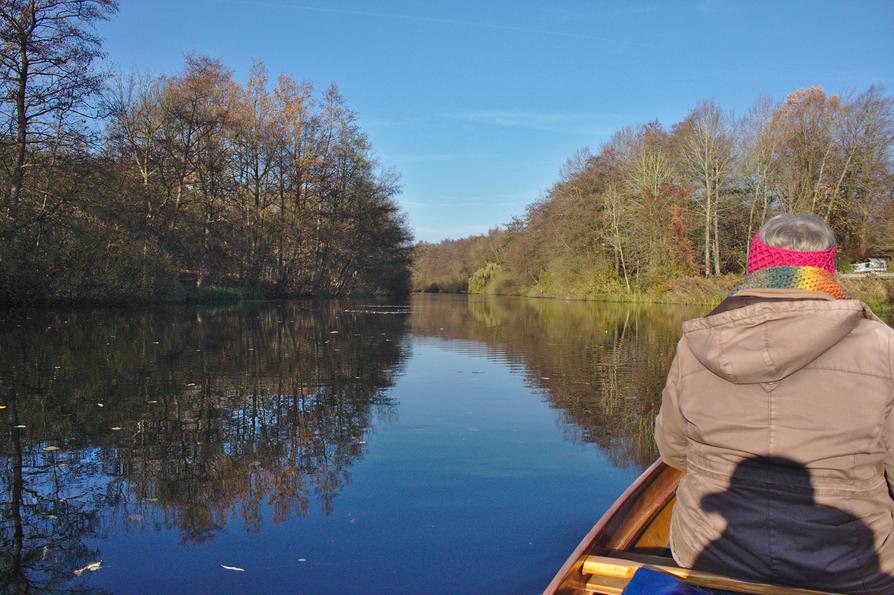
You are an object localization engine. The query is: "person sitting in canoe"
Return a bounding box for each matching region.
[655,214,894,593]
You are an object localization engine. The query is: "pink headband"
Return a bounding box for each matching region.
[747,232,836,274]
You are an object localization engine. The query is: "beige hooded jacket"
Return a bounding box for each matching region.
[655,288,894,593]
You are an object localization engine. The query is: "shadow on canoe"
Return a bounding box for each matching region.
[544,460,837,595]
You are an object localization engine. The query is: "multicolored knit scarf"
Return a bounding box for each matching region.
[731,266,849,300]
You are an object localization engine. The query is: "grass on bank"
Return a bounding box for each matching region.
[178,284,267,303]
[457,262,894,315]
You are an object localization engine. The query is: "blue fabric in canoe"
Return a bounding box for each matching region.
[621,567,711,594]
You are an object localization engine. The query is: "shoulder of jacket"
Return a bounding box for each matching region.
[840,317,894,384]
[674,336,705,380]
[852,315,894,340]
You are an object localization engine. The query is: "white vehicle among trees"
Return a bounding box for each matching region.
[851,258,889,274]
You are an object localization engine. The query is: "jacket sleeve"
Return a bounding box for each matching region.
[885,330,894,497]
[655,345,688,471]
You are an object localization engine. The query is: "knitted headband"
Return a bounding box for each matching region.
[746,232,836,274]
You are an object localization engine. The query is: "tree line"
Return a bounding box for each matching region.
[0,0,412,304]
[412,86,894,299]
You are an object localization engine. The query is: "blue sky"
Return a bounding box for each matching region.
[97,0,894,242]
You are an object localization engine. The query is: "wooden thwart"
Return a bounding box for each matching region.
[582,555,833,595]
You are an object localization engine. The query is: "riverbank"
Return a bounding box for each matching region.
[449,274,894,316]
[0,284,399,308]
[0,284,270,308]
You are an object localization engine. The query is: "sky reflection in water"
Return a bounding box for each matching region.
[0,295,699,593]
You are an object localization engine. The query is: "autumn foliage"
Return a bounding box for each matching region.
[414,87,894,301]
[0,2,412,304]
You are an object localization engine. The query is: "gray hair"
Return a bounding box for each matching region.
[759,214,836,251]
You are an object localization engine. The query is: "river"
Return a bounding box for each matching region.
[0,295,737,592]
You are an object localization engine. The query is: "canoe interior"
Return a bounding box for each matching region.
[545,460,681,595]
[545,461,831,595]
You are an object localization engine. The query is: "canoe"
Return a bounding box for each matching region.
[544,460,828,595]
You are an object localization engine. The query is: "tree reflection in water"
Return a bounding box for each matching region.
[412,296,701,469]
[1,296,699,591]
[0,302,408,591]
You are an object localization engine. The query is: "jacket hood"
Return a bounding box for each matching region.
[682,290,875,384]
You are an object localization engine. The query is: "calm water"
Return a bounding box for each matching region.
[0,295,701,593]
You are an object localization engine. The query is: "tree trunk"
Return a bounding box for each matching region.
[7,47,29,223]
[713,201,721,275]
[198,208,212,288]
[713,180,721,276]
[704,175,712,277]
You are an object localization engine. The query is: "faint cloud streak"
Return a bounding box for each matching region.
[211,0,648,48]
[382,152,499,163]
[443,110,622,135]
[413,223,494,240]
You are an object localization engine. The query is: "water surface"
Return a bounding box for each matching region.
[1,295,700,593]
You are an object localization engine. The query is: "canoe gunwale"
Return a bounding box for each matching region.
[544,459,679,594]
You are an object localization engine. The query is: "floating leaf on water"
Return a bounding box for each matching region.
[14,424,26,429]
[73,561,102,576]
[42,446,60,452]
[220,564,245,572]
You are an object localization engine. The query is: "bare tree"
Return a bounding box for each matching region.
[678,100,733,276]
[0,0,117,226]
[738,96,779,243]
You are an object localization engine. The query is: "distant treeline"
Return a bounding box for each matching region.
[0,0,412,305]
[412,87,894,303]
